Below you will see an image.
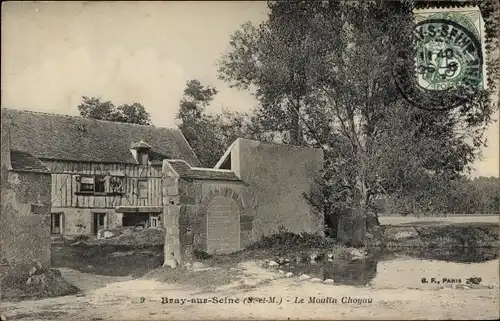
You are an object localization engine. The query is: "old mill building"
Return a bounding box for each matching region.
[1,108,323,268]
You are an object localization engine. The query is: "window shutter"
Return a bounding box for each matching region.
[90,213,95,234]
[105,176,110,193]
[106,213,111,230]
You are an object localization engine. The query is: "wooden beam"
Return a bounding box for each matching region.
[115,206,163,213]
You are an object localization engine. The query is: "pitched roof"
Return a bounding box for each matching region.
[10,150,50,173]
[168,159,192,175]
[1,108,201,166]
[167,160,241,181]
[130,140,152,149]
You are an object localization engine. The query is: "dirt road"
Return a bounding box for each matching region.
[2,261,499,320]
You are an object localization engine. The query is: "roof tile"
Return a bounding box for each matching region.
[1,108,200,166]
[10,150,50,172]
[167,160,240,181]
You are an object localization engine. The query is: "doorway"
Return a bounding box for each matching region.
[92,213,106,235]
[206,196,240,254]
[122,213,149,228]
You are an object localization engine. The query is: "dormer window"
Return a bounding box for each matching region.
[138,151,148,165]
[130,140,152,165]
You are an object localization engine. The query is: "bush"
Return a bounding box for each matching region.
[193,249,212,260]
[246,227,336,251]
[72,235,90,243]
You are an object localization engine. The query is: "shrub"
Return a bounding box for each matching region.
[193,249,212,260]
[246,227,336,251]
[72,235,90,243]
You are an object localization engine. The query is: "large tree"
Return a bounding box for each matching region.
[77,96,152,126]
[218,1,498,246]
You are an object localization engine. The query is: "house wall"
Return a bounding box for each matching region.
[232,138,324,239]
[43,160,162,236]
[44,160,163,209]
[1,127,52,271]
[52,208,123,236]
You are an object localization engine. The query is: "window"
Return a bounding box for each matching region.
[150,216,159,228]
[99,213,105,226]
[95,176,106,193]
[76,174,125,195]
[138,180,148,199]
[77,175,105,194]
[79,176,95,193]
[93,213,106,234]
[51,213,63,234]
[138,152,149,165]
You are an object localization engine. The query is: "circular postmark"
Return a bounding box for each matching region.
[414,18,483,91]
[393,9,486,111]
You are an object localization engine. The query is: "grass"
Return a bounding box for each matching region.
[51,228,166,277]
[64,227,165,247]
[52,243,164,277]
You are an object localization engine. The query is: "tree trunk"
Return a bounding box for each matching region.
[351,207,366,247]
[336,209,353,246]
[288,100,301,145]
[366,210,380,230]
[336,176,369,247]
[336,206,367,247]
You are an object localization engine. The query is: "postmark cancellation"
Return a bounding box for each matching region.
[413,6,487,91]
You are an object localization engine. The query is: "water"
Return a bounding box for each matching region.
[282,248,499,289]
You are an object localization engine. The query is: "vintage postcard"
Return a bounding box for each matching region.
[1,1,499,320]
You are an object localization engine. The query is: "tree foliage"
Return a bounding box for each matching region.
[218,1,498,245]
[447,176,500,214]
[77,96,152,126]
[176,80,264,167]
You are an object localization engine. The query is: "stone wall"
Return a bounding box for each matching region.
[1,126,52,271]
[232,139,324,239]
[161,138,324,266]
[179,181,256,255]
[162,160,256,266]
[1,171,52,270]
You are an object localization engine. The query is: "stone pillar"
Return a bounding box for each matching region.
[162,160,182,268]
[164,205,182,268]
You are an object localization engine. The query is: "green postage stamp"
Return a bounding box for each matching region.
[413,6,487,91]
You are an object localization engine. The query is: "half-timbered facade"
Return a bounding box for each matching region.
[1,108,200,236]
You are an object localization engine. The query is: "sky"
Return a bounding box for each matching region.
[1,1,498,177]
